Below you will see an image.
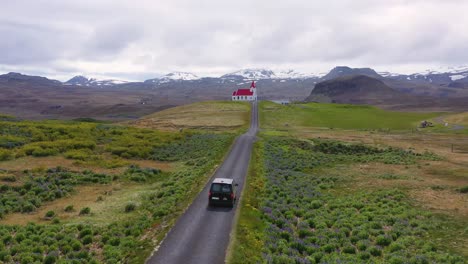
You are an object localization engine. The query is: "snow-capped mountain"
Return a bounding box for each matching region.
[222,69,276,80]
[411,65,468,82]
[65,76,129,86]
[145,72,200,84]
[221,68,318,80]
[274,69,317,79]
[382,66,468,84]
[161,72,199,81]
[417,65,468,75]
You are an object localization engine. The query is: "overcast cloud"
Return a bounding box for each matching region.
[1,0,467,81]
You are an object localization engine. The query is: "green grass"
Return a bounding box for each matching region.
[261,101,441,131]
[232,135,466,263]
[228,141,266,264]
[0,116,236,263]
[130,101,251,133]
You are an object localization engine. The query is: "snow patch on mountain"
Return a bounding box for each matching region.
[450,75,466,81]
[222,69,275,79]
[222,68,319,80]
[160,72,199,81]
[65,76,129,86]
[274,69,312,79]
[417,65,468,75]
[146,72,200,84]
[378,71,400,77]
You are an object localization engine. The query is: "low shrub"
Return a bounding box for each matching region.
[458,186,468,194]
[0,149,12,161]
[125,203,136,212]
[44,255,56,264]
[45,211,55,218]
[376,235,392,246]
[0,176,16,182]
[369,246,382,256]
[64,149,93,161]
[342,245,356,254]
[79,207,91,215]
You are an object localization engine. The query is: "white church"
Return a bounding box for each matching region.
[232,81,257,101]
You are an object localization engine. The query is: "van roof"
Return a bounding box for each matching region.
[212,178,234,184]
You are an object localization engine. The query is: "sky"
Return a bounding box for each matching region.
[1,0,468,81]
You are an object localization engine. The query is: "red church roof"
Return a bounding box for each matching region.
[232,89,253,96]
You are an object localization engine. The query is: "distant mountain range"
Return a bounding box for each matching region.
[65,75,129,86]
[1,65,468,120]
[4,65,466,91]
[53,65,468,93]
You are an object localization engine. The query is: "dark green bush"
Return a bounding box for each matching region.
[0,176,16,182]
[369,246,382,256]
[44,255,57,264]
[458,186,468,194]
[358,252,371,260]
[82,235,93,245]
[79,229,92,238]
[79,207,91,215]
[376,235,392,246]
[0,149,12,161]
[45,211,55,218]
[310,200,322,209]
[342,245,356,254]
[389,243,404,252]
[71,240,82,251]
[125,203,136,212]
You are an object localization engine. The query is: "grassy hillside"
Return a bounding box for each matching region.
[231,135,468,263]
[230,102,468,263]
[0,115,236,263]
[128,101,250,133]
[261,101,441,131]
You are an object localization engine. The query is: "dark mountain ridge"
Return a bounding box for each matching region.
[321,66,382,80]
[306,75,400,104]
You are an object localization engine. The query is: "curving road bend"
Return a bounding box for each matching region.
[146,101,258,264]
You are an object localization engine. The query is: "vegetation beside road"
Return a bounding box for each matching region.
[229,141,266,264]
[231,101,468,263]
[231,135,467,263]
[0,113,238,263]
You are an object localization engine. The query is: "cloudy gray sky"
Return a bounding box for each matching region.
[1,0,468,81]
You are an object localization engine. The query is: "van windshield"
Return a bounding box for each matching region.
[211,183,232,193]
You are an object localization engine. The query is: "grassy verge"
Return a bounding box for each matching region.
[228,140,266,264]
[233,135,467,263]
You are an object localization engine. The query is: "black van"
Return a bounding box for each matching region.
[208,178,237,207]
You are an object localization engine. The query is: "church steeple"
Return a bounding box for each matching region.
[249,81,257,100]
